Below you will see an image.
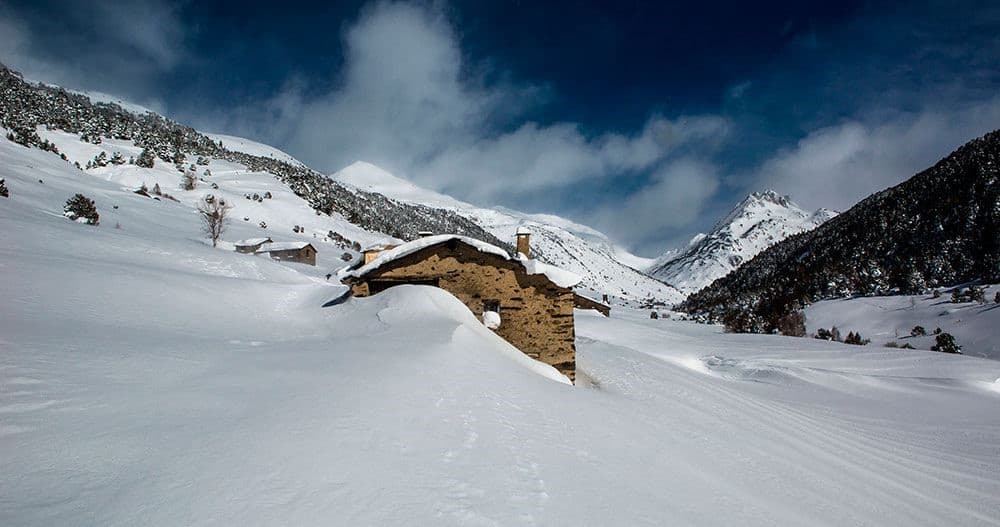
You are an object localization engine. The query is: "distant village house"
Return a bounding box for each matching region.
[342,232,581,381]
[257,241,317,266]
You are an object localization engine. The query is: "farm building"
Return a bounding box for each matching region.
[234,237,272,254]
[341,233,581,381]
[257,241,317,266]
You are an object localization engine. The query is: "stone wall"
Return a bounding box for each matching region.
[348,241,576,381]
[267,247,316,266]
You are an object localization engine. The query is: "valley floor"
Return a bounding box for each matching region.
[3,140,1000,526]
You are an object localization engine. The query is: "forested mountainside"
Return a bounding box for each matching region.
[679,130,1000,332]
[0,65,507,249]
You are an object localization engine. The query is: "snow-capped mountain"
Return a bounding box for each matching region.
[334,161,684,307]
[647,190,836,295]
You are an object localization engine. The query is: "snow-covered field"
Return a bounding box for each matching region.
[805,288,1000,360]
[3,139,1000,526]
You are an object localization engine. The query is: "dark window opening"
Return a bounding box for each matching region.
[369,278,440,294]
[483,299,501,313]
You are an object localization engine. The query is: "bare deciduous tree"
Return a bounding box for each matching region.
[197,194,232,247]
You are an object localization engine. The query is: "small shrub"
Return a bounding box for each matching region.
[815,328,834,340]
[0,178,8,198]
[900,343,915,349]
[884,341,899,348]
[64,193,99,225]
[844,331,869,345]
[930,333,961,354]
[995,291,1000,304]
[650,311,659,320]
[910,325,926,337]
[933,327,942,335]
[777,310,806,337]
[197,194,232,247]
[969,286,986,304]
[182,169,197,191]
[340,252,353,261]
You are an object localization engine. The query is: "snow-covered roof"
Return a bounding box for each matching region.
[257,241,314,252]
[234,237,272,247]
[343,234,581,288]
[516,226,531,235]
[363,243,397,252]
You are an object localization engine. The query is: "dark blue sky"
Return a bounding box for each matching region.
[2,0,997,254]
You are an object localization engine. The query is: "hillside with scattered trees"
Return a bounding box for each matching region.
[0,64,508,249]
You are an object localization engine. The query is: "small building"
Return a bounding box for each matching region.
[341,233,581,381]
[573,293,611,317]
[362,243,399,265]
[257,241,317,266]
[234,237,272,254]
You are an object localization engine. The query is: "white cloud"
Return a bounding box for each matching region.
[223,1,731,251]
[591,159,720,253]
[754,96,1000,211]
[0,0,185,106]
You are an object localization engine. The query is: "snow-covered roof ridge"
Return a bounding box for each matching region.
[234,237,272,247]
[257,241,314,252]
[344,234,582,288]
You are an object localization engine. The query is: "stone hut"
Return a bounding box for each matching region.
[257,241,317,266]
[341,234,581,381]
[234,237,272,254]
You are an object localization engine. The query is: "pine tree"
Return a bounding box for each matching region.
[0,178,9,198]
[931,333,961,354]
[64,194,99,225]
[136,147,155,168]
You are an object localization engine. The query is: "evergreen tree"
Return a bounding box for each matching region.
[931,333,961,354]
[136,147,155,168]
[63,194,99,225]
[0,178,9,198]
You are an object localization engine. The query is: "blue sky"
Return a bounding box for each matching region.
[1,0,998,255]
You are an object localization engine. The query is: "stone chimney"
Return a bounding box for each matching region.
[515,227,531,258]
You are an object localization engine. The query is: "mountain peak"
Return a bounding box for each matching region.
[648,190,836,296]
[746,190,793,208]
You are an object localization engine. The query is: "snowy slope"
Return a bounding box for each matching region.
[206,133,307,167]
[5,139,1000,525]
[649,191,836,295]
[334,161,683,306]
[32,128,396,270]
[804,285,1000,360]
